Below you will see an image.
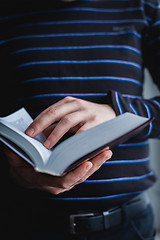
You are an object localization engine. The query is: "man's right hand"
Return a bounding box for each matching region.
[4,147,112,195]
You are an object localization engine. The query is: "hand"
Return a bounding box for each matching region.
[26,97,116,149]
[5,147,112,195]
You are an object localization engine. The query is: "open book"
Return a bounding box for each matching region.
[0,108,152,176]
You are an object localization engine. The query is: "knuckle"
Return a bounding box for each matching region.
[59,180,70,190]
[47,107,57,116]
[74,98,83,106]
[76,178,85,185]
[61,182,69,190]
[62,115,72,125]
[64,96,74,101]
[95,161,103,169]
[91,114,97,121]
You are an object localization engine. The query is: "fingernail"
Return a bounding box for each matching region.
[26,128,34,136]
[106,150,113,159]
[85,162,92,172]
[44,140,51,149]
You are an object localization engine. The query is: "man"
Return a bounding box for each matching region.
[0,0,159,239]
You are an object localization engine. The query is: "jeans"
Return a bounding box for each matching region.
[6,204,155,240]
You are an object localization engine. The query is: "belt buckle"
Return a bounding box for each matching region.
[69,212,94,234]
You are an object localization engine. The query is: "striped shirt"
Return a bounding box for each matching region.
[0,0,160,210]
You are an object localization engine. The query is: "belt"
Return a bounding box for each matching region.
[69,192,150,234]
[9,192,150,234]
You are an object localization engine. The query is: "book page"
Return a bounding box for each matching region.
[0,108,52,164]
[0,108,46,143]
[45,113,150,175]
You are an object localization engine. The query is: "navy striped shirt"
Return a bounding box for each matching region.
[0,0,160,210]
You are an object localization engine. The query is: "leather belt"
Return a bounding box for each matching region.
[9,192,149,234]
[69,192,150,234]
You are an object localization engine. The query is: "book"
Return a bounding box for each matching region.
[0,108,152,176]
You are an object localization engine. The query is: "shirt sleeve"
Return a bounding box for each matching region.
[110,0,160,140]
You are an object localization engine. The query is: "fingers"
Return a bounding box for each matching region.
[43,124,57,138]
[25,97,116,151]
[25,97,78,138]
[25,97,94,149]
[60,161,93,188]
[5,145,112,195]
[41,150,112,195]
[77,150,113,183]
[41,161,93,195]
[25,97,116,150]
[43,110,88,149]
